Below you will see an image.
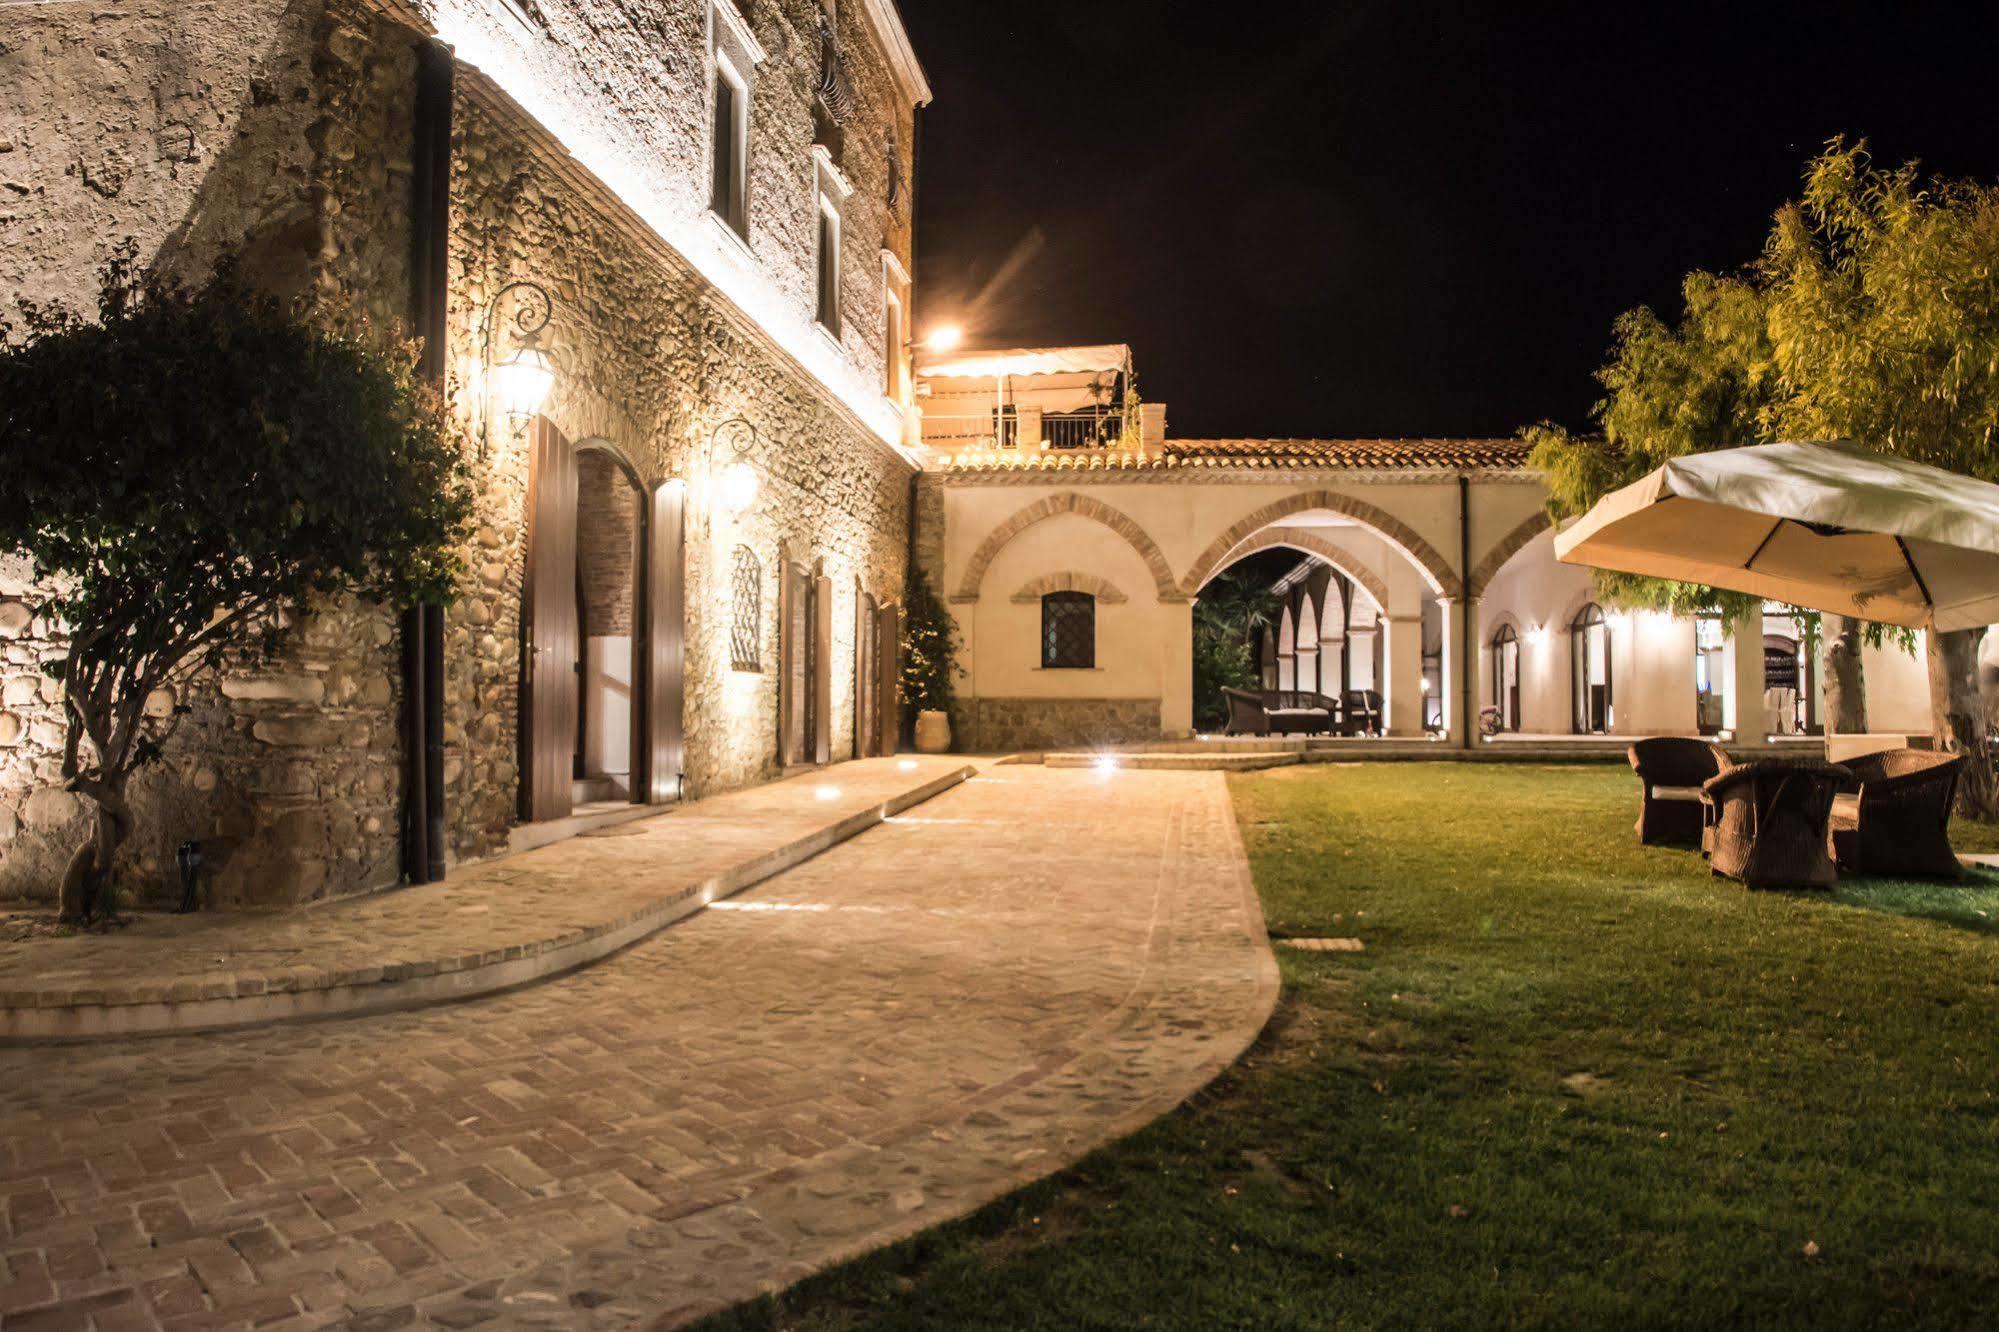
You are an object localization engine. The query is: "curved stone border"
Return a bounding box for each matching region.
[0,765,977,1042]
[1009,570,1130,604]
[1198,525,1393,610]
[1182,489,1463,598]
[953,491,1183,604]
[1468,509,1553,597]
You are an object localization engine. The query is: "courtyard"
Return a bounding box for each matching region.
[712,762,1999,1329]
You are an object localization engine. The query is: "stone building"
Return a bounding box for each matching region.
[0,0,929,906]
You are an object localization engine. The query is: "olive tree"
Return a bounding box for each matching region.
[1763,142,1999,817]
[1530,141,1999,815]
[0,247,473,920]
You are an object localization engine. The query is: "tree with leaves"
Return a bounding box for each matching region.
[1191,568,1276,731]
[0,247,473,921]
[1530,141,1999,816]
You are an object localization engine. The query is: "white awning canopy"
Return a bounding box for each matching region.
[915,344,1131,380]
[1554,440,1999,631]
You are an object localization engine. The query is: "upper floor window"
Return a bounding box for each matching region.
[815,196,842,335]
[1041,592,1095,670]
[709,1,764,240]
[711,56,748,235]
[882,253,910,402]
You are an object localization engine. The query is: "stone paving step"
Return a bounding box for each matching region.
[0,756,977,1042]
[1044,751,1303,772]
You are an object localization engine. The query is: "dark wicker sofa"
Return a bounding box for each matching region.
[1220,688,1341,736]
[1703,759,1851,890]
[1627,737,1733,847]
[1829,749,1964,878]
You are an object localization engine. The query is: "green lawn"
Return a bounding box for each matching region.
[703,764,1999,1329]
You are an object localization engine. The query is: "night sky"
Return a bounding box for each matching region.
[900,2,1999,440]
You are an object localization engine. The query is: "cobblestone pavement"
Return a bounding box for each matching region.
[0,766,1277,1329]
[0,757,971,1021]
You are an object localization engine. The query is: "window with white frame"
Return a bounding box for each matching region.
[709,2,763,240]
[815,194,842,335]
[882,257,909,402]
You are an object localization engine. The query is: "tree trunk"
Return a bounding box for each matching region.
[56,780,133,923]
[1928,627,1996,821]
[1819,614,1868,734]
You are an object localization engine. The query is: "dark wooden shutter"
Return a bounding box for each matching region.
[855,593,876,757]
[522,418,578,823]
[876,601,901,757]
[781,562,810,767]
[646,482,686,803]
[813,574,834,764]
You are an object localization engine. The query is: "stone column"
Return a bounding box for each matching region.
[1347,625,1377,691]
[1016,405,1043,448]
[1384,614,1425,737]
[1320,623,1347,696]
[1296,644,1319,696]
[1723,609,1768,747]
[1160,599,1194,739]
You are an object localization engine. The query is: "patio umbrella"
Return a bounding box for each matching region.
[1553,441,1999,631]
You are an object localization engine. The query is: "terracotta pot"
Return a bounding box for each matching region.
[913,709,952,754]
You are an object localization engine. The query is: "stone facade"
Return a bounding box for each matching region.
[0,0,926,906]
[950,697,1164,754]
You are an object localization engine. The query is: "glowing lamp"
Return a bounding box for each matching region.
[719,459,760,513]
[924,325,964,352]
[495,343,556,422]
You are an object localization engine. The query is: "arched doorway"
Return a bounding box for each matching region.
[520,421,684,823]
[1570,603,1613,734]
[1490,622,1521,733]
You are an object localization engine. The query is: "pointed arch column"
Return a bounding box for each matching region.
[1384,613,1425,737]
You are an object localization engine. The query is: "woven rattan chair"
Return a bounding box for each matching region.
[1703,759,1851,890]
[1221,687,1270,736]
[1264,690,1338,736]
[1627,737,1732,847]
[1339,690,1383,737]
[1829,749,1964,878]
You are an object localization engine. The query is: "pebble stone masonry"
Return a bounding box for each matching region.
[0,766,1279,1328]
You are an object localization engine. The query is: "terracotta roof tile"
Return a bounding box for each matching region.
[936,437,1532,473]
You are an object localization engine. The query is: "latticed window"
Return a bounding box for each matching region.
[1041,592,1095,670]
[731,546,762,672]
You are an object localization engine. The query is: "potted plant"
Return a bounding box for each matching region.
[900,568,960,753]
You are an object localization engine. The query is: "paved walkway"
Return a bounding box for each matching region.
[0,766,1277,1329]
[0,758,974,1037]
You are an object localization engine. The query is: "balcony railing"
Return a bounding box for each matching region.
[1042,411,1124,450]
[919,409,1128,451]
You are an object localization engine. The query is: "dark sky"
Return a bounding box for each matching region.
[900,1,1999,440]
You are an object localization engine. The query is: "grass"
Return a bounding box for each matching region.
[701,764,1999,1329]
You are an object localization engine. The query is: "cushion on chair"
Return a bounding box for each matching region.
[1650,785,1704,803]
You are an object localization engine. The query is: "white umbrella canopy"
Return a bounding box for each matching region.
[1553,441,1999,632]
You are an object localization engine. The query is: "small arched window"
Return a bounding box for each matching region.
[1570,603,1612,734]
[1041,591,1095,669]
[1490,623,1521,733]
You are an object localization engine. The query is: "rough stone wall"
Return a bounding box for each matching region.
[577,453,639,635]
[950,697,1164,755]
[444,83,912,850]
[0,1,416,908]
[419,0,918,427]
[0,0,326,309]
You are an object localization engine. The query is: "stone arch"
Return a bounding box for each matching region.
[1197,526,1393,614]
[954,492,1182,604]
[1182,491,1461,598]
[1009,571,1131,605]
[1469,510,1553,597]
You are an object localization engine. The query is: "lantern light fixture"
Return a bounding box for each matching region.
[922,324,964,352]
[480,279,556,458]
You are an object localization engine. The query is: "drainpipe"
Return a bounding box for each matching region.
[1459,473,1474,751]
[403,39,454,883]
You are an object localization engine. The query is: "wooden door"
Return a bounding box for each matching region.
[646,482,686,802]
[521,418,578,823]
[781,563,812,767]
[856,593,877,758]
[813,575,833,765]
[876,601,901,757]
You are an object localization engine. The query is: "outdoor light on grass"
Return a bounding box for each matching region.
[480,279,556,458]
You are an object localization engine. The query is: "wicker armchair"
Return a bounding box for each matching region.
[1703,759,1851,891]
[1829,749,1964,878]
[1340,690,1384,737]
[1221,687,1270,736]
[1627,737,1732,847]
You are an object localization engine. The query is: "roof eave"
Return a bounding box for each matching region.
[858,0,932,106]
